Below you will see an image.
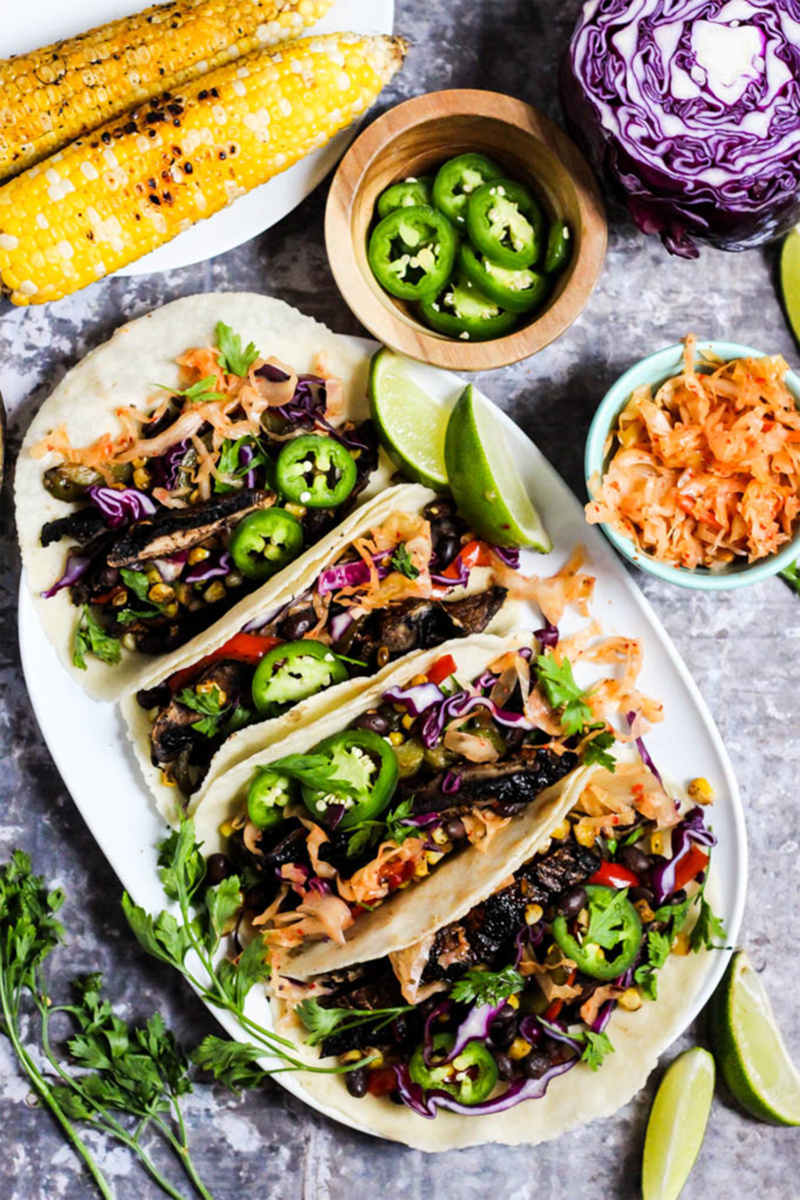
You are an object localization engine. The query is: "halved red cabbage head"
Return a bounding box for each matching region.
[562,0,800,258]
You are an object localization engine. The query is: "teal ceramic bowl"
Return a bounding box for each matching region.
[585,340,800,590]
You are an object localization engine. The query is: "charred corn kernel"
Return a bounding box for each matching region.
[283,502,306,519]
[148,583,175,603]
[525,903,544,926]
[364,1051,384,1069]
[389,732,404,747]
[162,775,178,788]
[574,823,596,848]
[226,572,244,588]
[174,583,192,606]
[187,547,210,565]
[0,33,406,306]
[506,994,520,1010]
[111,589,128,606]
[425,850,444,866]
[340,1049,363,1064]
[190,490,201,504]
[650,831,665,856]
[414,859,429,878]
[508,1038,531,1061]
[634,898,656,923]
[204,581,226,603]
[163,602,180,618]
[672,930,691,956]
[0,1,337,181]
[131,457,147,469]
[145,566,162,583]
[618,987,643,1012]
[377,646,391,668]
[197,679,225,703]
[688,777,715,804]
[550,819,571,841]
[219,820,235,838]
[431,827,449,846]
[401,714,415,730]
[411,674,428,686]
[121,633,137,652]
[133,467,151,489]
[393,703,407,713]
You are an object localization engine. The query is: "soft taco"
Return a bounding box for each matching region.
[16,292,392,700]
[123,480,546,818]
[270,758,723,1151]
[191,632,625,968]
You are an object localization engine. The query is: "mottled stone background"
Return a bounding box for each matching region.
[1,1,798,1197]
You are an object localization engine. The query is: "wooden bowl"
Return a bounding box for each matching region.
[325,89,607,370]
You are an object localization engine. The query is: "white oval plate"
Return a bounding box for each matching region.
[2,0,394,275]
[19,341,747,1142]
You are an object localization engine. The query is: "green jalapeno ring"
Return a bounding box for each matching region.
[543,220,572,274]
[275,434,357,510]
[409,1032,498,1105]
[551,884,642,981]
[229,508,304,582]
[247,768,298,830]
[301,728,399,831]
[458,242,550,314]
[466,179,544,270]
[419,274,519,342]
[376,176,435,220]
[368,205,458,301]
[432,153,503,229]
[251,640,348,715]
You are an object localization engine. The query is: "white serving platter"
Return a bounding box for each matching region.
[2,0,395,275]
[19,338,747,1143]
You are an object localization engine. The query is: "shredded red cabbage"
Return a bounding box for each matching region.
[430,555,470,589]
[592,1001,615,1035]
[563,0,800,258]
[626,711,663,785]
[153,551,188,583]
[40,551,93,598]
[440,1001,505,1064]
[87,485,156,528]
[238,441,257,490]
[650,806,717,904]
[306,877,333,895]
[184,550,232,585]
[329,611,354,643]
[149,439,190,490]
[394,1057,577,1118]
[317,555,390,596]
[383,681,443,717]
[441,769,461,794]
[534,623,559,649]
[489,545,520,568]
[421,691,533,749]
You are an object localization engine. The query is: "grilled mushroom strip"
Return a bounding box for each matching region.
[106,489,276,567]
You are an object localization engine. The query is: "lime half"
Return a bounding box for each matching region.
[444,384,551,551]
[781,229,800,346]
[368,348,449,490]
[708,950,800,1126]
[642,1048,715,1200]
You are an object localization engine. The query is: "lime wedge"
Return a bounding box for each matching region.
[444,384,552,551]
[642,1048,715,1200]
[368,348,449,489]
[781,229,800,346]
[708,950,800,1126]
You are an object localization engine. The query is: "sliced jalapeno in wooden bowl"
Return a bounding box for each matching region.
[368,205,457,301]
[376,176,434,220]
[458,242,549,314]
[432,152,502,228]
[466,179,544,270]
[420,274,519,341]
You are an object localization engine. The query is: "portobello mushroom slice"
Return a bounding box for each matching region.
[370,585,508,657]
[106,488,276,567]
[40,506,108,547]
[403,747,579,815]
[149,658,251,766]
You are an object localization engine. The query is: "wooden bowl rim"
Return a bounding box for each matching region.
[325,88,607,371]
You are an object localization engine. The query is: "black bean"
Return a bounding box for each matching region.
[620,844,652,875]
[667,888,687,906]
[488,1008,517,1049]
[630,886,656,907]
[493,1051,514,1081]
[345,1067,368,1098]
[136,683,170,710]
[205,854,232,886]
[278,608,316,640]
[352,709,390,735]
[435,534,460,570]
[522,1050,551,1079]
[556,885,588,918]
[444,817,467,842]
[97,566,120,588]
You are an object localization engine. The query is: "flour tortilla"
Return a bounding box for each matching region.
[15,292,392,702]
[123,481,521,823]
[272,777,719,1150]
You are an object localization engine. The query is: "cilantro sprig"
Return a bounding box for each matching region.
[73,606,121,670]
[215,321,259,377]
[779,560,800,595]
[449,966,524,1008]
[156,375,225,404]
[214,435,273,495]
[390,544,420,580]
[345,797,417,857]
[295,997,412,1047]
[535,651,593,735]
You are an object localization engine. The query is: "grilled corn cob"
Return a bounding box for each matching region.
[0,0,335,180]
[0,33,406,306]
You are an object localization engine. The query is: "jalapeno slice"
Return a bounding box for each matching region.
[301,728,399,831]
[229,508,304,582]
[419,273,518,341]
[376,176,434,220]
[247,768,297,830]
[368,205,457,301]
[409,1033,498,1105]
[251,640,348,715]
[458,242,550,314]
[543,220,572,274]
[466,180,544,270]
[275,434,357,509]
[551,884,642,981]
[432,153,503,229]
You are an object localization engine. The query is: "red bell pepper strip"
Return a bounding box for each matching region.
[672,845,709,892]
[588,860,641,890]
[542,968,578,1022]
[427,653,457,686]
[367,1067,398,1097]
[168,632,281,694]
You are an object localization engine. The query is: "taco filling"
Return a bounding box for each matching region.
[285,768,723,1117]
[135,498,515,797]
[204,626,661,958]
[32,321,377,668]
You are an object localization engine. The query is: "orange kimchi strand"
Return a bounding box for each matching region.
[332,513,434,611]
[491,547,596,626]
[586,333,800,568]
[336,836,428,908]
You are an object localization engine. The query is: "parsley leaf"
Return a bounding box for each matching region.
[178,683,230,737]
[449,966,524,1007]
[215,321,259,376]
[214,435,273,495]
[345,797,418,857]
[120,567,152,604]
[73,606,121,670]
[779,560,800,595]
[156,374,226,403]
[585,887,634,951]
[267,753,359,797]
[689,894,727,953]
[634,930,672,1000]
[192,1035,272,1092]
[577,1029,615,1071]
[582,728,617,772]
[535,651,593,736]
[346,823,381,858]
[390,544,419,580]
[295,998,411,1047]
